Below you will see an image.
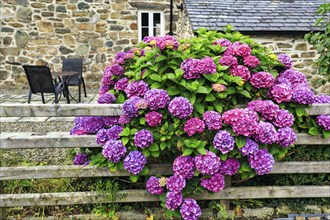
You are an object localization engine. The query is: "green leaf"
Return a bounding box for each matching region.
[322,130,330,139]
[203,73,219,82]
[140,166,149,175]
[116,93,125,103]
[151,151,160,157]
[142,149,151,157]
[175,68,184,77]
[120,127,130,136]
[160,193,166,202]
[238,90,251,98]
[241,162,252,172]
[205,93,216,102]
[182,148,194,156]
[188,94,196,104]
[308,127,319,136]
[196,86,209,94]
[140,117,146,125]
[219,154,228,161]
[183,139,191,148]
[130,128,138,135]
[194,103,205,114]
[122,137,129,145]
[167,86,181,96]
[149,63,159,72]
[235,136,246,148]
[225,87,236,94]
[129,175,139,183]
[149,143,159,152]
[213,102,223,113]
[167,73,177,81]
[295,106,307,117]
[160,142,166,150]
[155,55,167,62]
[150,74,162,82]
[151,82,162,89]
[196,146,207,155]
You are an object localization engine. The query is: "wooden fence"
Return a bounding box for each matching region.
[0,103,329,219]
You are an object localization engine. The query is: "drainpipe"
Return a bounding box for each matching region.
[169,0,174,35]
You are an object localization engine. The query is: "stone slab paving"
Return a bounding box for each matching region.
[0,93,99,122]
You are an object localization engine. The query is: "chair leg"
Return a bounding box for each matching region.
[65,86,70,104]
[41,93,45,104]
[55,93,59,104]
[82,78,87,97]
[78,85,82,103]
[28,90,32,103]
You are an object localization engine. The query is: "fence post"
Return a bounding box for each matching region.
[221,176,231,209]
[0,159,6,220]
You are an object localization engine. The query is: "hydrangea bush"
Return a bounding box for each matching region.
[72,28,329,219]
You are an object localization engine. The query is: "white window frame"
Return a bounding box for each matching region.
[138,10,165,42]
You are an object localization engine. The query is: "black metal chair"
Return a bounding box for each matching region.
[62,58,86,102]
[23,65,69,104]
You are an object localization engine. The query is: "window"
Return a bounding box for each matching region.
[138,11,164,42]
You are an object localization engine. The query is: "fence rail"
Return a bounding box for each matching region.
[0,104,329,219]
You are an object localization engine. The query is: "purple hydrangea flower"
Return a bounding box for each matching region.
[106,125,123,140]
[102,139,127,163]
[133,129,154,148]
[71,116,105,135]
[99,85,110,95]
[314,94,330,103]
[146,176,164,195]
[292,86,315,105]
[213,38,232,47]
[219,55,238,67]
[180,198,202,220]
[154,35,179,50]
[249,148,275,175]
[239,138,259,156]
[101,66,115,86]
[122,96,146,118]
[277,70,307,88]
[108,64,124,76]
[276,127,297,147]
[165,192,183,210]
[222,108,259,125]
[247,100,279,121]
[213,130,235,154]
[144,89,170,110]
[168,97,193,119]
[181,57,216,79]
[145,111,162,127]
[272,109,294,127]
[166,175,186,192]
[114,77,129,91]
[200,173,225,192]
[97,93,116,104]
[195,150,221,175]
[125,80,149,98]
[236,44,251,57]
[202,111,222,130]
[123,151,147,175]
[268,83,293,103]
[96,128,108,145]
[277,53,293,69]
[119,114,131,125]
[218,158,240,175]
[230,65,251,81]
[254,122,278,145]
[184,118,205,136]
[173,155,195,180]
[73,153,89,165]
[250,72,275,89]
[316,115,330,130]
[231,116,259,137]
[103,116,119,128]
[243,55,260,68]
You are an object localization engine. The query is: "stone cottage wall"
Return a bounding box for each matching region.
[0,0,180,89]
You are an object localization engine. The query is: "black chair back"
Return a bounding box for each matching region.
[62,58,83,85]
[23,65,56,94]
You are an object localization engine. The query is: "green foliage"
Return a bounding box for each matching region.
[304,3,330,75]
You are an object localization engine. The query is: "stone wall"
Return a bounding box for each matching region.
[0,0,180,89]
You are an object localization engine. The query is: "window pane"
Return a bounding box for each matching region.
[142,13,149,26]
[142,28,149,41]
[153,28,160,36]
[153,13,160,27]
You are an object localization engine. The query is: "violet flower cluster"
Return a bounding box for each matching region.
[146,176,164,195]
[106,125,123,140]
[200,173,225,193]
[239,138,259,156]
[145,111,162,127]
[102,139,127,163]
[277,53,293,69]
[195,150,221,175]
[143,89,170,110]
[180,198,202,220]
[213,130,235,154]
[71,116,105,135]
[181,56,216,79]
[292,86,315,105]
[103,116,119,128]
[218,158,240,176]
[143,35,179,50]
[114,77,129,91]
[276,127,297,147]
[73,153,89,165]
[250,72,275,89]
[230,65,251,81]
[173,155,195,180]
[97,93,116,104]
[122,96,147,118]
[165,191,183,210]
[213,38,232,47]
[184,118,205,136]
[125,80,149,98]
[123,150,147,175]
[202,111,222,130]
[316,115,330,130]
[253,122,278,145]
[168,97,193,119]
[314,94,330,103]
[133,129,154,148]
[249,148,275,175]
[166,175,186,192]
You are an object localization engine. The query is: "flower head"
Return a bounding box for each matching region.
[277,70,307,88]
[96,128,108,145]
[249,148,275,175]
[173,155,195,180]
[106,125,123,140]
[276,127,297,147]
[181,57,216,79]
[272,109,294,127]
[218,158,240,175]
[200,173,225,192]
[168,97,193,119]
[133,129,154,148]
[123,151,147,175]
[239,138,259,156]
[144,89,170,110]
[277,53,293,69]
[73,153,89,165]
[213,38,232,47]
[195,150,221,175]
[213,130,235,154]
[114,77,129,91]
[316,115,330,130]
[243,55,260,68]
[122,96,146,118]
[103,116,119,128]
[184,118,205,136]
[292,86,315,105]
[230,65,251,81]
[145,111,162,127]
[202,111,222,130]
[212,84,226,92]
[180,198,202,220]
[166,175,186,192]
[250,72,275,89]
[268,83,293,103]
[314,94,330,104]
[236,44,251,57]
[71,116,104,135]
[219,55,238,67]
[102,139,127,163]
[247,100,279,121]
[254,122,278,145]
[97,93,116,104]
[146,176,164,195]
[125,80,149,98]
[165,192,183,210]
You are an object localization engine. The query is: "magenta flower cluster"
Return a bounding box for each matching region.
[143,35,179,50]
[97,93,116,104]
[202,110,222,130]
[276,127,297,147]
[239,138,259,156]
[125,80,149,98]
[71,116,104,135]
[184,118,205,136]
[213,130,235,154]
[277,53,293,69]
[250,72,275,89]
[218,158,240,176]
[165,191,183,210]
[73,153,89,165]
[180,198,202,220]
[123,150,147,175]
[143,89,170,110]
[173,155,195,180]
[145,111,162,127]
[102,139,127,163]
[249,148,275,175]
[200,173,225,193]
[181,56,216,79]
[146,176,164,195]
[166,176,186,192]
[316,115,330,130]
[168,97,193,119]
[194,150,220,175]
[133,129,154,148]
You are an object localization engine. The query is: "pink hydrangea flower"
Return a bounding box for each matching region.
[184,118,205,136]
[250,72,275,89]
[243,55,260,68]
[230,65,251,81]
